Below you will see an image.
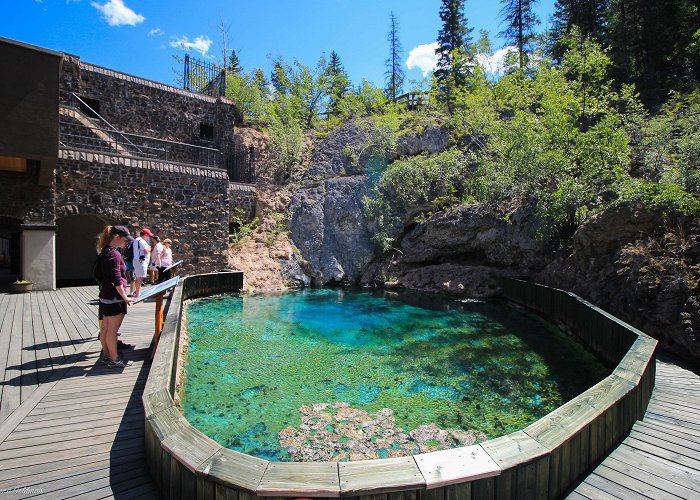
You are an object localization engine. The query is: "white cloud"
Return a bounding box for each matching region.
[170,36,213,57]
[148,28,163,37]
[91,0,144,26]
[406,42,439,76]
[476,46,517,77]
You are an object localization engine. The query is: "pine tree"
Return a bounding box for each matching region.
[549,0,609,61]
[228,49,242,74]
[325,51,350,118]
[385,12,406,102]
[435,0,473,110]
[607,0,698,94]
[499,0,540,69]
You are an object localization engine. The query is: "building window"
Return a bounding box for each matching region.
[200,123,214,140]
[0,156,27,173]
[78,96,100,118]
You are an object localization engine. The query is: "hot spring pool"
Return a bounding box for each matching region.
[180,288,608,462]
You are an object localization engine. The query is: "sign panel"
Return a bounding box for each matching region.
[133,276,180,304]
[163,260,183,273]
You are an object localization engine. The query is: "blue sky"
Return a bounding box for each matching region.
[3,0,555,89]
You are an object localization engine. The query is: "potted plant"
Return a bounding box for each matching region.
[13,279,33,293]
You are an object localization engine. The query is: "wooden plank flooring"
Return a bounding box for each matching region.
[0,286,102,424]
[0,286,159,499]
[568,355,700,499]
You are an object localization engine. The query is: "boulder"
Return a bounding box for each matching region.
[396,126,451,157]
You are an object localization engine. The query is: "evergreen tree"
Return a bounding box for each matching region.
[271,57,292,95]
[607,0,699,95]
[385,12,406,101]
[325,51,351,118]
[435,0,474,111]
[252,68,270,98]
[228,49,242,74]
[499,0,540,69]
[549,1,609,62]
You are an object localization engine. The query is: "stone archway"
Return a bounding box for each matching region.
[0,216,22,291]
[56,214,108,286]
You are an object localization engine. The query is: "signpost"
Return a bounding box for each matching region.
[133,276,180,357]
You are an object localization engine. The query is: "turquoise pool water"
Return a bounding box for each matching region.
[181,288,608,462]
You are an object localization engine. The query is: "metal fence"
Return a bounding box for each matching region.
[184,55,226,98]
[224,143,255,184]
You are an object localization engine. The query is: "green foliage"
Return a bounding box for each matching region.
[225,71,271,123]
[435,0,474,110]
[363,149,473,250]
[264,211,290,246]
[639,89,700,195]
[499,0,540,69]
[229,208,258,246]
[325,51,351,119]
[267,117,305,179]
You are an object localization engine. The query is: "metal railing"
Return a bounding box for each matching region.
[224,143,255,183]
[184,54,226,98]
[59,118,222,168]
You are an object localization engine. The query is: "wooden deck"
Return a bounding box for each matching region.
[0,286,698,499]
[0,286,159,499]
[568,355,700,499]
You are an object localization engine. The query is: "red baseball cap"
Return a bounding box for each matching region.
[140,228,154,237]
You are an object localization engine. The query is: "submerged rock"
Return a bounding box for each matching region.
[277,402,487,462]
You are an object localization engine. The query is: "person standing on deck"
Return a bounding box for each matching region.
[96,225,134,368]
[148,235,163,284]
[157,238,174,284]
[131,228,152,298]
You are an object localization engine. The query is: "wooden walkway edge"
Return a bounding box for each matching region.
[568,354,700,499]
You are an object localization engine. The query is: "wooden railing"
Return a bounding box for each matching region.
[143,276,657,499]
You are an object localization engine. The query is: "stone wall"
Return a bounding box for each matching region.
[59,55,236,153]
[56,148,230,275]
[0,170,54,223]
[228,183,257,224]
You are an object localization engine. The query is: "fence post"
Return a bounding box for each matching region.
[184,54,190,91]
[248,146,255,183]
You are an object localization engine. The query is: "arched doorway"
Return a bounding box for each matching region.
[0,216,21,291]
[56,214,107,286]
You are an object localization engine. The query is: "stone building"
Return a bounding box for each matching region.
[0,37,256,290]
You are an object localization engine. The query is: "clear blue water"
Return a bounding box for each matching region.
[181,288,608,462]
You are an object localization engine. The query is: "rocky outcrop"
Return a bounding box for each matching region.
[361,203,553,297]
[289,121,455,285]
[290,176,375,284]
[396,126,451,157]
[538,207,700,361]
[364,200,700,362]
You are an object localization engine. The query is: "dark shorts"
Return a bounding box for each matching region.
[156,267,171,284]
[98,300,127,319]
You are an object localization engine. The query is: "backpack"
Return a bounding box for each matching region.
[122,240,135,261]
[93,252,105,289]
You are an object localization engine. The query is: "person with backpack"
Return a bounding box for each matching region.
[95,225,135,368]
[121,235,136,296]
[131,228,152,298]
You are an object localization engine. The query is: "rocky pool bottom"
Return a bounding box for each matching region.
[180,288,608,462]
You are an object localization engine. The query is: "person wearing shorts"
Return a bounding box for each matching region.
[96,224,135,368]
[131,228,152,298]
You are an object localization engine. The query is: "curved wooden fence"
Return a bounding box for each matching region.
[143,274,657,499]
